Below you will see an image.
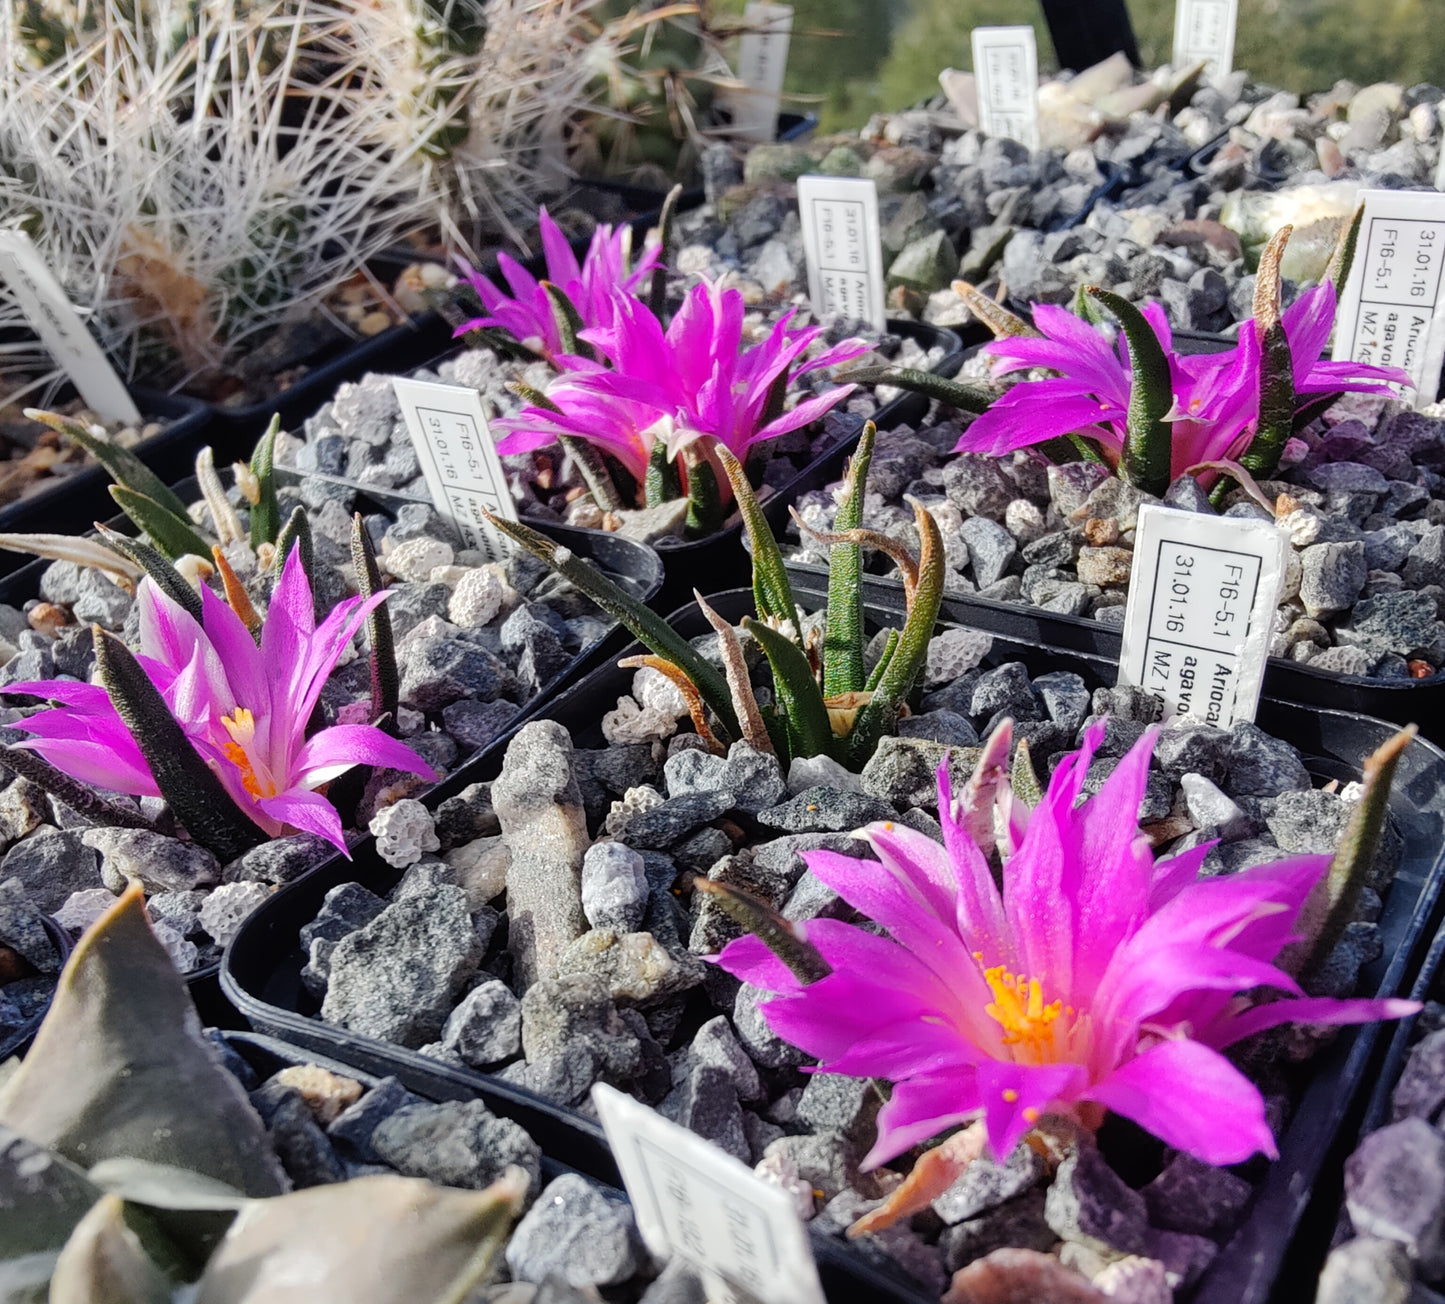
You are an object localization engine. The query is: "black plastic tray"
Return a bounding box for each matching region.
[0,389,212,580]
[0,914,73,1060]
[222,583,1445,1304]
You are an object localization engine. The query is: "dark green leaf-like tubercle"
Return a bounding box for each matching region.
[841,367,993,414]
[109,486,212,562]
[561,436,625,514]
[743,615,833,765]
[1239,227,1297,483]
[95,524,203,624]
[644,436,682,507]
[683,449,723,539]
[249,415,281,549]
[823,421,875,698]
[483,511,740,738]
[1,743,156,829]
[32,410,191,520]
[1087,287,1173,498]
[542,282,596,363]
[351,513,398,729]
[648,184,683,321]
[865,628,900,692]
[716,446,800,639]
[94,630,263,862]
[275,505,318,621]
[692,878,831,984]
[1326,205,1365,296]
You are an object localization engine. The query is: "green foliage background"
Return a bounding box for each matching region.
[715,0,1445,132]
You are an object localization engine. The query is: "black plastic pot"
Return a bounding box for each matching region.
[0,390,212,581]
[0,914,73,1060]
[222,584,1445,1304]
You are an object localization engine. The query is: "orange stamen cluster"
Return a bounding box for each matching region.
[981,962,1064,1065]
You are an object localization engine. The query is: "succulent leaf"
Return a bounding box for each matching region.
[196,447,243,547]
[949,281,1041,339]
[822,421,875,697]
[211,547,262,636]
[28,410,192,521]
[92,632,265,863]
[1326,204,1365,295]
[742,616,833,764]
[0,744,156,831]
[0,885,283,1195]
[715,445,800,637]
[648,184,683,320]
[1085,286,1173,497]
[193,1171,526,1304]
[0,1124,104,1260]
[351,513,399,728]
[1239,226,1298,483]
[483,511,738,736]
[837,367,994,414]
[643,435,682,506]
[96,525,201,623]
[541,281,594,362]
[108,487,213,563]
[695,591,774,756]
[247,417,282,551]
[682,444,723,539]
[691,879,831,984]
[0,532,141,585]
[864,627,900,693]
[618,654,725,751]
[48,1194,172,1304]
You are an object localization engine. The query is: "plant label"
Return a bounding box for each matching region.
[796,175,886,331]
[593,1084,826,1304]
[1173,0,1238,81]
[1117,504,1286,729]
[0,231,141,425]
[971,26,1039,151]
[724,3,793,142]
[1331,189,1445,406]
[392,377,518,561]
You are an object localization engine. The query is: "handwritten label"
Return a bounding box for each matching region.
[1117,505,1286,728]
[1173,0,1239,81]
[724,3,793,142]
[593,1085,825,1304]
[0,231,140,424]
[392,377,517,561]
[971,26,1039,151]
[796,175,886,331]
[1332,189,1445,407]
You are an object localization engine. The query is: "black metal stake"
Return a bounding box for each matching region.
[1038,0,1141,72]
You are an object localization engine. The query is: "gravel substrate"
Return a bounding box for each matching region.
[0,473,630,974]
[0,877,59,1050]
[789,389,1445,683]
[290,617,1394,1299]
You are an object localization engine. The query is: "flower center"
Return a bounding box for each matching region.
[981,963,1064,1065]
[220,706,276,800]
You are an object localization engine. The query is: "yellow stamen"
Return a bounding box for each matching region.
[219,706,275,799]
[1002,1088,1019,1103]
[221,706,256,746]
[982,964,1065,1065]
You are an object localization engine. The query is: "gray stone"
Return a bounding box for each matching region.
[1393,1029,1445,1125]
[760,1132,868,1204]
[970,662,1035,720]
[441,978,523,1067]
[960,516,1018,588]
[888,229,957,293]
[861,736,979,809]
[796,1072,882,1149]
[734,981,806,1068]
[321,885,482,1048]
[1263,788,1352,854]
[442,698,521,752]
[667,1063,748,1160]
[1405,525,1445,589]
[618,792,733,849]
[756,786,895,834]
[0,828,99,913]
[255,1087,345,1188]
[933,1143,1047,1224]
[1033,672,1091,735]
[940,1188,1057,1272]
[505,1173,640,1288]
[1340,591,1441,656]
[224,833,334,884]
[69,568,132,628]
[663,748,729,800]
[898,710,979,746]
[327,1076,415,1162]
[639,1260,707,1304]
[1222,722,1312,797]
[399,636,515,711]
[945,454,1016,521]
[301,936,336,998]
[300,882,387,950]
[520,973,642,1081]
[373,1099,541,1195]
[722,741,788,814]
[494,722,589,986]
[556,928,705,1007]
[1153,724,1229,782]
[1318,1238,1413,1304]
[689,1014,764,1102]
[1300,541,1369,619]
[581,841,649,933]
[1143,1152,1253,1237]
[1345,1116,1445,1275]
[0,877,58,972]
[1044,1147,1149,1256]
[1181,773,1252,839]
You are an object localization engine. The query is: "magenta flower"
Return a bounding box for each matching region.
[957,293,1407,477]
[718,722,1416,1169]
[5,549,432,853]
[495,279,870,473]
[453,208,662,364]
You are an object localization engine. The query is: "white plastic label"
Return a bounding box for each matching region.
[724,3,793,142]
[970,26,1039,151]
[593,1084,826,1304]
[1331,189,1445,407]
[796,175,887,331]
[1172,0,1239,81]
[1434,136,1445,193]
[1117,504,1287,728]
[391,377,517,561]
[0,231,140,425]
